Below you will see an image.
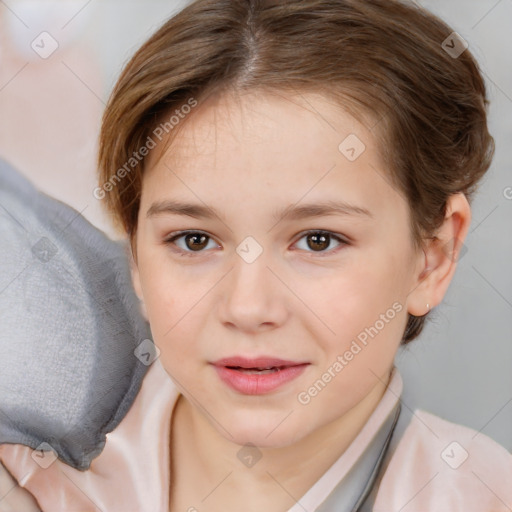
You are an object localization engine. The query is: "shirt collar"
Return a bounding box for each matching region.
[286,367,403,511]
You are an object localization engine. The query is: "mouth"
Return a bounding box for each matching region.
[224,366,285,375]
[210,356,310,395]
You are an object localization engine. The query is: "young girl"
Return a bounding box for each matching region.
[1,0,511,510]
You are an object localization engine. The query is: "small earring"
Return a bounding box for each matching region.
[426,303,430,314]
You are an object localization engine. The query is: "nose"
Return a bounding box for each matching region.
[218,246,289,334]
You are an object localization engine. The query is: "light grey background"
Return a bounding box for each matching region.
[0,1,510,451]
[395,0,512,452]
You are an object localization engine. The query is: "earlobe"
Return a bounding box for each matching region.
[407,193,471,316]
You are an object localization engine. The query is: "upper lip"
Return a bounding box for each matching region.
[211,356,309,369]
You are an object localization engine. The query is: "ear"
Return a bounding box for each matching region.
[407,192,471,316]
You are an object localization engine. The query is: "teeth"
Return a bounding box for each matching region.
[228,365,279,370]
[237,368,280,375]
[224,365,289,375]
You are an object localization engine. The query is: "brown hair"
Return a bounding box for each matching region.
[97,0,494,344]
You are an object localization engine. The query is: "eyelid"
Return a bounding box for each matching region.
[291,229,349,256]
[163,229,350,257]
[163,230,220,257]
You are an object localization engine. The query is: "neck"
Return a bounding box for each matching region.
[171,367,393,505]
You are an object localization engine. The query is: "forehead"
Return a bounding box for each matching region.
[149,90,372,169]
[142,90,403,220]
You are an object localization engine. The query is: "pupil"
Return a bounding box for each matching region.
[186,233,208,251]
[309,233,328,251]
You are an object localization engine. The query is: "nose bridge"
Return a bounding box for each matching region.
[219,235,287,329]
[230,236,273,299]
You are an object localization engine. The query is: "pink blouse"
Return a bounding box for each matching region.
[1,359,511,511]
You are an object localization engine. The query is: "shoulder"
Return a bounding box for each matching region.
[373,409,512,511]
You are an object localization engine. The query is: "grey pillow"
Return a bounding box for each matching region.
[0,158,154,471]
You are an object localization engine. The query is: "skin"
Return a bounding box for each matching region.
[130,89,471,511]
[0,461,41,511]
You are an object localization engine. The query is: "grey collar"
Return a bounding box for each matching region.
[315,400,402,511]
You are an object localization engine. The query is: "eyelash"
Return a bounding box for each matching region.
[163,230,349,258]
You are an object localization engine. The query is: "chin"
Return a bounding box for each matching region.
[217,414,308,449]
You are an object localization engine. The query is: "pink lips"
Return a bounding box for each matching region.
[211,356,310,395]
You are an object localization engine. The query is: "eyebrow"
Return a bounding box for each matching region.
[146,199,373,222]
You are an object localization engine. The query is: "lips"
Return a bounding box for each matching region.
[212,356,307,370]
[211,356,310,395]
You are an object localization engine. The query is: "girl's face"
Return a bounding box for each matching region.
[132,90,424,447]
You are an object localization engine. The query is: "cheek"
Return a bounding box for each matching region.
[137,255,192,346]
[310,254,409,356]
[297,266,407,416]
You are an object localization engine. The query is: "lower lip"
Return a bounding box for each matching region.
[212,364,309,395]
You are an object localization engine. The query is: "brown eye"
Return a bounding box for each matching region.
[307,232,330,251]
[294,230,348,255]
[164,231,218,256]
[183,233,209,251]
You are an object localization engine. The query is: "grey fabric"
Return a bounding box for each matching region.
[315,401,401,511]
[0,158,152,471]
[357,371,429,511]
